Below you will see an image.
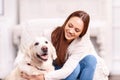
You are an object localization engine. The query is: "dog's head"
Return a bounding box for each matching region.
[28,37,57,62]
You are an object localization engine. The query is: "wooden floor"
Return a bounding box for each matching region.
[109,75,120,80]
[1,75,120,80]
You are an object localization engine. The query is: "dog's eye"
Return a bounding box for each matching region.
[45,41,48,44]
[34,42,39,46]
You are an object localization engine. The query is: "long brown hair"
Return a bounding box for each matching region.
[51,10,90,66]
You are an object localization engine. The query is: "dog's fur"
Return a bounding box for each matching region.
[5,37,57,80]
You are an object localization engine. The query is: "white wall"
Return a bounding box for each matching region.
[19,0,110,22]
[0,0,17,78]
[112,0,120,75]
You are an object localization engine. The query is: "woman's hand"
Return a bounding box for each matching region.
[21,71,45,80]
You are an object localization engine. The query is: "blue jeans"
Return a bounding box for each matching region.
[53,55,97,80]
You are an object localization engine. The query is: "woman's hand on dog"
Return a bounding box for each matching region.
[21,71,45,80]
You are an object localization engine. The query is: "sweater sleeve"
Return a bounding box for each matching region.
[44,42,90,80]
[44,53,82,80]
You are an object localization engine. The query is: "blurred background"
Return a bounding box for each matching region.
[0,0,119,80]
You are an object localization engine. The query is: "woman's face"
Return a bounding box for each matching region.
[64,17,84,42]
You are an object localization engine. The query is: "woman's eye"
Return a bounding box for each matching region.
[34,42,39,46]
[68,23,73,28]
[75,28,80,32]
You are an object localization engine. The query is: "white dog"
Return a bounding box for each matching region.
[5,37,57,80]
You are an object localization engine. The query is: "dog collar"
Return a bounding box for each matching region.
[27,63,46,71]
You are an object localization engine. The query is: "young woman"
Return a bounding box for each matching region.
[21,10,109,80]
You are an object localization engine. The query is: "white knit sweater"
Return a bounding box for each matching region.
[41,27,109,80]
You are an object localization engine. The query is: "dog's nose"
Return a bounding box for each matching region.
[41,46,48,53]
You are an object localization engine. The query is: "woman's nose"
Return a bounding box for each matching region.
[69,29,75,35]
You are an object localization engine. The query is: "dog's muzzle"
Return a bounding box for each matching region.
[36,46,48,61]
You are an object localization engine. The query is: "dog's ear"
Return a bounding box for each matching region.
[50,43,57,60]
[52,48,57,60]
[26,42,35,59]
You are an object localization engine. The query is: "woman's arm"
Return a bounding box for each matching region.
[44,38,92,80]
[44,53,83,80]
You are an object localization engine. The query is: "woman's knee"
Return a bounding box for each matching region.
[65,64,80,80]
[81,55,97,68]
